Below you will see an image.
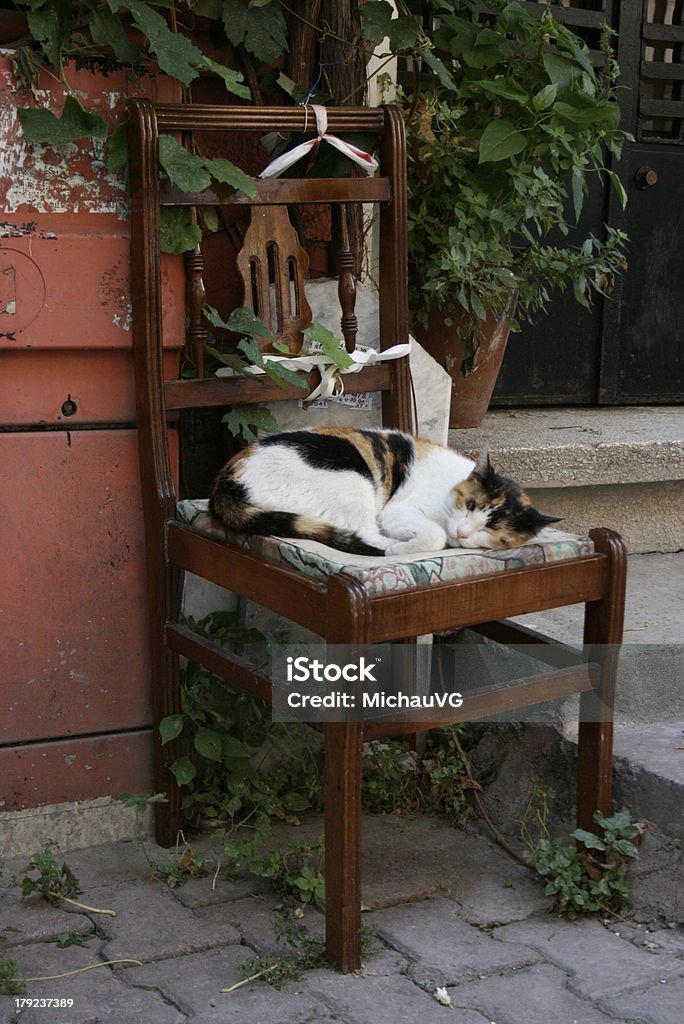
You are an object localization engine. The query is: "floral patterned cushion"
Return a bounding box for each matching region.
[176,500,594,597]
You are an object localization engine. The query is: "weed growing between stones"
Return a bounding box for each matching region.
[20,841,115,917]
[0,846,144,994]
[521,784,643,919]
[230,911,378,991]
[0,955,26,996]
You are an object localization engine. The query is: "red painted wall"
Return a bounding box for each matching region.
[0,59,183,811]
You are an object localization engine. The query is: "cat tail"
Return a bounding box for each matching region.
[209,494,384,557]
[246,512,385,556]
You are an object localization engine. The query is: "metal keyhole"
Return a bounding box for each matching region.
[634,166,659,190]
[61,398,78,417]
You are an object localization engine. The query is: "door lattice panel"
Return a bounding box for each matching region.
[640,0,684,142]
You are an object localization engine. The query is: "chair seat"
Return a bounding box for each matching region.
[177,500,594,597]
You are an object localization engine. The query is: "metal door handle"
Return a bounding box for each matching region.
[634,166,658,189]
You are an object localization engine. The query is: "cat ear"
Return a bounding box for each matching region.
[469,450,494,481]
[531,510,565,528]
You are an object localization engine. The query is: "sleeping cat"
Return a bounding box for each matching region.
[210,426,562,557]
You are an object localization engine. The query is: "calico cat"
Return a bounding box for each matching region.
[210,427,562,557]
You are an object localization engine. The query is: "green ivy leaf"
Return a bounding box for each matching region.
[205,346,246,373]
[220,0,249,47]
[201,208,219,233]
[159,207,202,254]
[106,122,129,174]
[228,307,273,340]
[203,305,231,330]
[26,7,64,73]
[112,1,203,85]
[89,8,143,63]
[263,361,309,390]
[419,45,457,92]
[238,332,307,389]
[359,0,393,43]
[204,157,257,198]
[361,2,419,51]
[169,755,197,785]
[194,726,224,762]
[199,56,251,99]
[222,0,288,63]
[159,714,184,745]
[159,135,211,192]
[221,404,278,442]
[18,94,108,145]
[478,120,527,163]
[302,322,354,369]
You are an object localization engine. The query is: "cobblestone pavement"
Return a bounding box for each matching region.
[1,815,682,1024]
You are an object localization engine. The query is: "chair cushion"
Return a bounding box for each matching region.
[176,500,594,597]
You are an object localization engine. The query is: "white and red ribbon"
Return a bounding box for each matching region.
[258,104,379,179]
[216,341,411,405]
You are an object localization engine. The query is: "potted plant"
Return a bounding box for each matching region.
[400,0,630,427]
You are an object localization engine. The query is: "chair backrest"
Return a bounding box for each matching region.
[127,101,413,527]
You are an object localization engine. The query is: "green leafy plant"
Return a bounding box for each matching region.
[0,956,26,996]
[20,841,115,917]
[204,306,309,393]
[201,305,356,440]
[54,928,99,949]
[522,786,641,919]
[6,2,261,255]
[361,727,469,822]
[231,910,376,990]
[117,791,169,815]
[399,0,630,371]
[159,611,323,828]
[150,837,209,889]
[8,1,251,140]
[248,837,325,906]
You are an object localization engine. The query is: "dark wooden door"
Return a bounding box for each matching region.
[493,0,684,406]
[600,1,684,403]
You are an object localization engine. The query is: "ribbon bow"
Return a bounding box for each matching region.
[259,104,379,179]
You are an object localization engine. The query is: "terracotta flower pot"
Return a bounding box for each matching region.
[413,308,511,429]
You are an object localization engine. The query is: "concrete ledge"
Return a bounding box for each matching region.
[450,407,684,552]
[449,406,684,487]
[526,479,683,554]
[0,796,151,859]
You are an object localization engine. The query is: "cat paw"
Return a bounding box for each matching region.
[384,539,427,556]
[379,522,416,541]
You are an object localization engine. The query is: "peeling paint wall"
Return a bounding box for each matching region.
[0,57,183,812]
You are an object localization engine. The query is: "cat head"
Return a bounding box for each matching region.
[447,452,563,549]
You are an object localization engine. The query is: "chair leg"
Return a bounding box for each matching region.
[324,576,369,972]
[576,528,627,832]
[152,646,184,847]
[146,557,183,847]
[324,721,364,973]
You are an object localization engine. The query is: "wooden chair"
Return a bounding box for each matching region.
[128,100,627,973]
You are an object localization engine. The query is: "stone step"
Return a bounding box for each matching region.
[449,406,684,553]
[544,549,684,922]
